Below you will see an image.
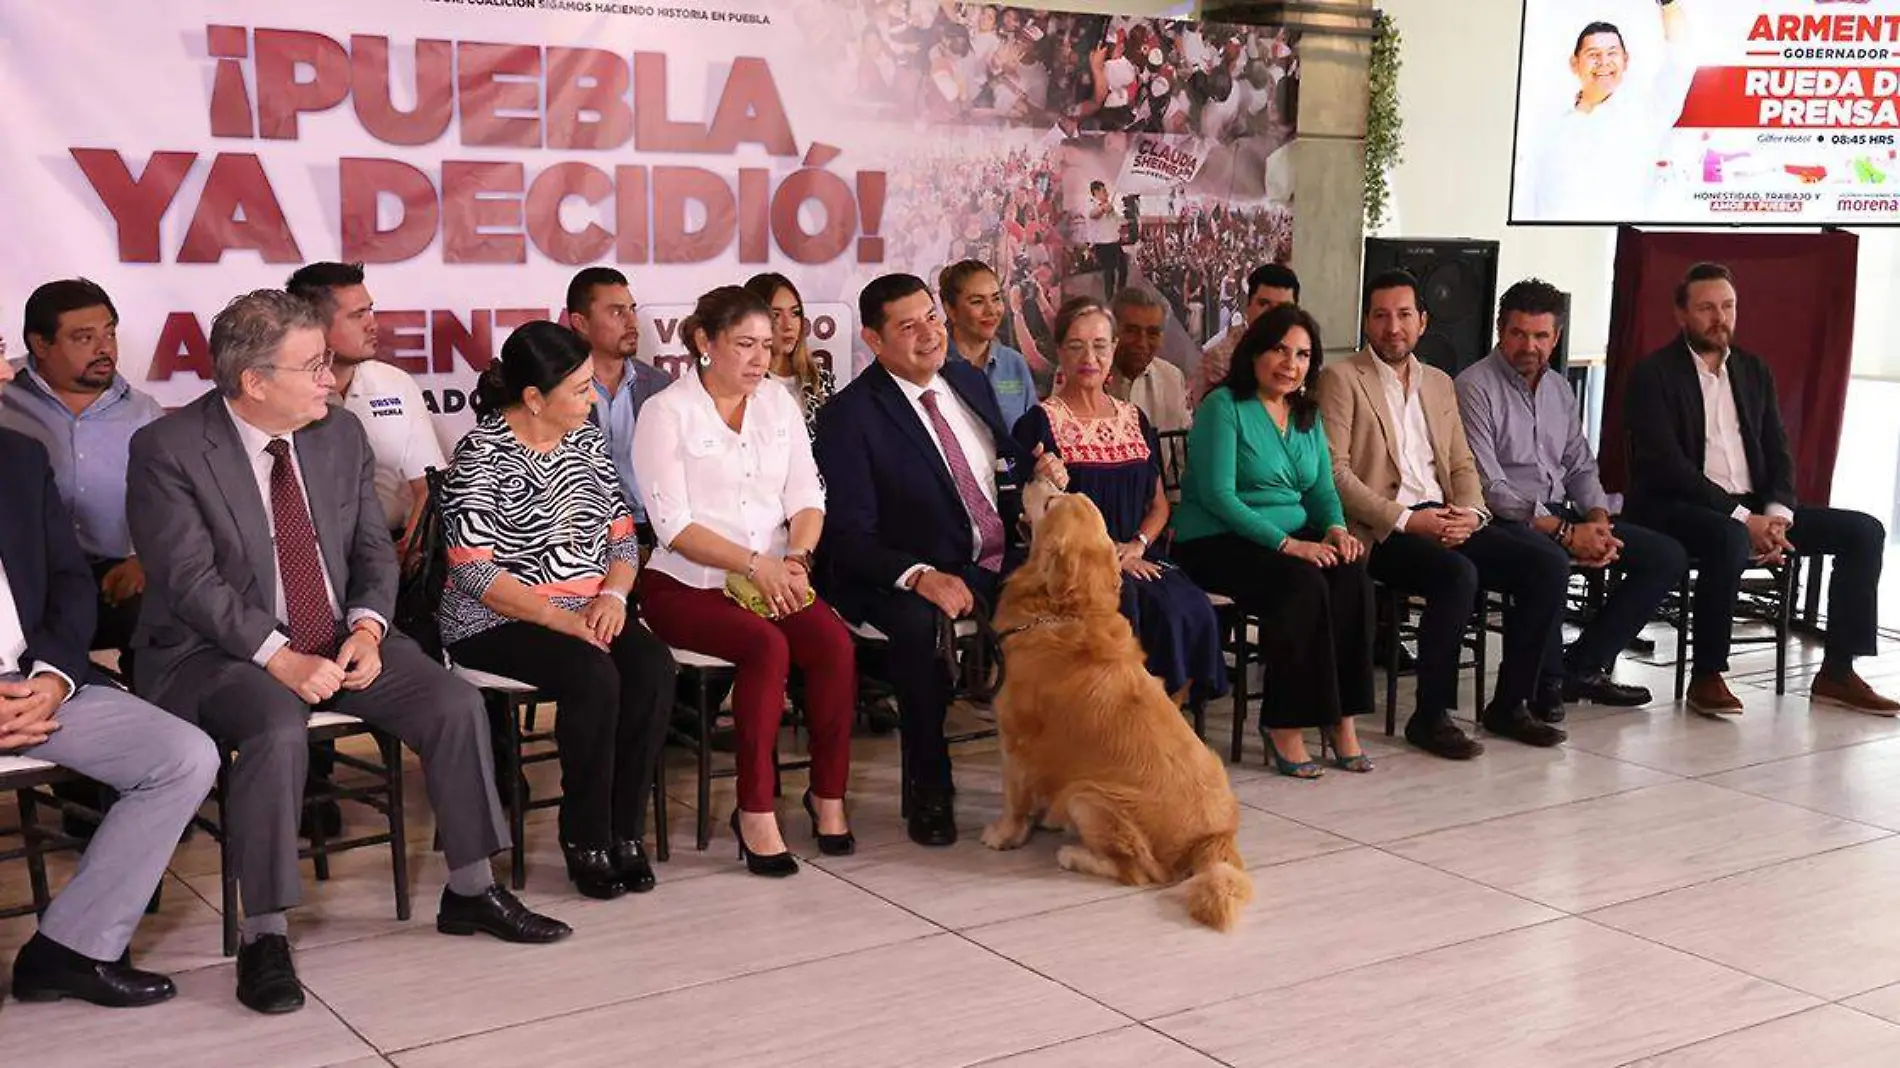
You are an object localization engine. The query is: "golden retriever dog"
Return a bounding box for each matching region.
[982,486,1253,931]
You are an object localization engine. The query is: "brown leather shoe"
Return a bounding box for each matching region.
[1811,671,1900,716]
[1686,673,1744,716]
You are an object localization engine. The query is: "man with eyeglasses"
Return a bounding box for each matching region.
[127,289,571,1015]
[566,266,670,544]
[286,263,445,560]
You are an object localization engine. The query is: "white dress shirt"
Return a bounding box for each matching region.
[339,359,447,531]
[225,402,382,666]
[890,372,1001,588]
[1689,345,1793,525]
[1523,50,1696,222]
[0,556,77,699]
[631,372,826,590]
[1373,356,1446,532]
[1110,359,1192,434]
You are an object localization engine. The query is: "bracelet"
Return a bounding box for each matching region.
[1134,532,1151,549]
[744,551,759,580]
[599,589,628,605]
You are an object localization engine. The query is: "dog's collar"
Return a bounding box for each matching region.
[996,614,1079,642]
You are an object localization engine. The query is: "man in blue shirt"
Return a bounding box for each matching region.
[3,279,164,658]
[1455,278,1685,721]
[565,267,671,539]
[940,260,1037,430]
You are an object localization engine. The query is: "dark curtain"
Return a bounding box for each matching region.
[1600,226,1859,507]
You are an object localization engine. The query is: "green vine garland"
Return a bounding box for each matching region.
[1365,11,1404,231]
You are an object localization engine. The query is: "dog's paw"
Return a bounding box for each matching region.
[981,819,1031,851]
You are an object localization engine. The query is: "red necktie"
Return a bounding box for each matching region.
[264,439,339,657]
[919,390,1005,572]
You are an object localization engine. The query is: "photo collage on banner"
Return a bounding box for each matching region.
[0,0,1300,442]
[1512,0,1900,226]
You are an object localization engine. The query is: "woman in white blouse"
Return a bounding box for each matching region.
[633,286,856,877]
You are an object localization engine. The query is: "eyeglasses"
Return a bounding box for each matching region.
[261,353,336,378]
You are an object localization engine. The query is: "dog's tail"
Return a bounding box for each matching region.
[1181,834,1252,933]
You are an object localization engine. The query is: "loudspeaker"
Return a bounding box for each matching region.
[1362,238,1500,376]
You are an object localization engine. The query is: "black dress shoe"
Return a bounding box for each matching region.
[1481,703,1568,748]
[562,843,627,900]
[11,932,176,1008]
[802,790,856,857]
[730,811,799,877]
[1403,716,1486,761]
[437,885,572,943]
[1563,671,1651,708]
[1530,685,1567,725]
[610,840,657,894]
[907,791,959,847]
[235,934,305,1015]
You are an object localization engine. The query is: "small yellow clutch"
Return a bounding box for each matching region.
[724,572,815,617]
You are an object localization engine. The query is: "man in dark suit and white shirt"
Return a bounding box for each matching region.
[127,290,570,1015]
[0,357,216,1009]
[1624,261,1895,717]
[814,274,1065,847]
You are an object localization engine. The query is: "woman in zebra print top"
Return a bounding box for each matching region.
[439,320,678,903]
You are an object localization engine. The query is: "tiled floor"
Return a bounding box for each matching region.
[6,627,1900,1066]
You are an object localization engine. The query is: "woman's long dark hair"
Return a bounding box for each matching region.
[1221,303,1324,430]
[742,272,817,388]
[471,320,591,418]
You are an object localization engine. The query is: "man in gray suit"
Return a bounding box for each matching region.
[0,357,215,1009]
[127,290,571,1015]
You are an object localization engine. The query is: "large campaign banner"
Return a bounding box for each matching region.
[0,0,1300,441]
[1511,0,1900,225]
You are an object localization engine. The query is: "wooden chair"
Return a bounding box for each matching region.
[193,712,409,957]
[0,757,91,922]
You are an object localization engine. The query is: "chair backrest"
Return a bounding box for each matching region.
[1156,428,1189,499]
[393,466,451,662]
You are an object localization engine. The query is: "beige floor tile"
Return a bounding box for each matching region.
[819,806,1351,930]
[981,1026,1222,1067]
[1844,981,1900,1024]
[1561,696,1900,778]
[297,864,936,1052]
[0,963,377,1067]
[1704,737,1900,831]
[1151,919,1815,1068]
[1234,742,1676,844]
[1590,837,1900,1000]
[963,847,1560,1020]
[1624,1006,1900,1067]
[0,873,230,979]
[1385,780,1887,912]
[391,934,1122,1068]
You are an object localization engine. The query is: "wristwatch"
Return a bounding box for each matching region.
[785,549,814,571]
[1134,532,1151,549]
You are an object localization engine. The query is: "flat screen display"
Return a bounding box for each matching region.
[1509,0,1900,225]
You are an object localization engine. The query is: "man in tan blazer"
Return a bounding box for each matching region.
[1317,270,1570,759]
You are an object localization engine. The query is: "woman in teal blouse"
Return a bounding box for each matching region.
[1173,304,1376,777]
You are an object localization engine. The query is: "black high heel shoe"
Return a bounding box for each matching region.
[562,843,627,899]
[730,810,799,878]
[802,790,857,857]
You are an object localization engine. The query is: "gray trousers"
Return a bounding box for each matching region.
[174,634,508,917]
[8,676,218,961]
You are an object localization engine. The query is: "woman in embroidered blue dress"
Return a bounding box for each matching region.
[1012,296,1227,704]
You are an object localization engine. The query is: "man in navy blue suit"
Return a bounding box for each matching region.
[815,274,1065,846]
[0,360,217,1008]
